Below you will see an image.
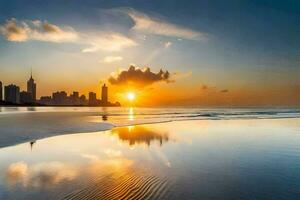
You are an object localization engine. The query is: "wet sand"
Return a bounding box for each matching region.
[0,119,300,199]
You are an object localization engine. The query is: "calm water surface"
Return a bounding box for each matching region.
[0,118,299,199]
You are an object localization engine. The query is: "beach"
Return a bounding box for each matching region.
[0,107,299,199]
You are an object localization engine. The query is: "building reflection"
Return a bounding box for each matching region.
[102,114,108,121]
[101,107,108,121]
[29,141,36,151]
[27,107,36,112]
[111,125,169,146]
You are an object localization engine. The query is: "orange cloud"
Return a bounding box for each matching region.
[0,18,78,42]
[108,66,171,88]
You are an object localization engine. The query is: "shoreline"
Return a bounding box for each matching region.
[1,117,299,150]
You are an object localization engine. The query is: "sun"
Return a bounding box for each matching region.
[127,92,136,101]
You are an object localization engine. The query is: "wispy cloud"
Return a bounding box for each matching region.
[220,89,229,93]
[100,56,123,63]
[126,9,204,40]
[0,18,137,53]
[0,18,78,42]
[82,33,137,52]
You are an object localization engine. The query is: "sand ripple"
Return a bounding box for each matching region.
[62,170,170,200]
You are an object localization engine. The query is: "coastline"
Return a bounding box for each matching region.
[0,112,299,149]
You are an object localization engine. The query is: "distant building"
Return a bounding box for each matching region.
[101,84,108,105]
[39,96,52,105]
[79,94,87,105]
[89,92,97,105]
[70,91,80,105]
[0,81,2,101]
[53,91,68,105]
[4,84,20,104]
[20,91,33,104]
[27,71,37,102]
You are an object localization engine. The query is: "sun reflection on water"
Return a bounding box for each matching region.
[128,107,134,121]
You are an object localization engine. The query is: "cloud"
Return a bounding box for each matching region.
[173,70,192,79]
[202,85,208,90]
[82,33,137,52]
[220,89,229,93]
[0,18,78,42]
[126,9,204,40]
[164,41,172,48]
[100,56,123,63]
[0,18,137,53]
[109,65,171,87]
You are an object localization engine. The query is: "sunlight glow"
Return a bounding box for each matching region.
[127,92,136,101]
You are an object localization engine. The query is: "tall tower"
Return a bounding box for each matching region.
[0,81,2,101]
[27,69,37,102]
[101,84,108,104]
[5,84,20,104]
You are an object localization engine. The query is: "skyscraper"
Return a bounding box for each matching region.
[70,91,80,105]
[89,92,97,105]
[4,84,20,104]
[20,91,33,104]
[0,81,2,101]
[52,91,67,105]
[101,84,108,104]
[27,70,37,102]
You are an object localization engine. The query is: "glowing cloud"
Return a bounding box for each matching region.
[82,33,137,52]
[0,18,78,42]
[100,56,123,63]
[0,18,137,53]
[108,65,171,87]
[126,9,204,40]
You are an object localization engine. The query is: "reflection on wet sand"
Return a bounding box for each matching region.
[6,161,78,188]
[111,125,169,146]
[63,167,170,200]
[4,137,171,199]
[2,119,299,199]
[5,157,170,199]
[102,114,108,121]
[30,140,36,151]
[62,156,170,200]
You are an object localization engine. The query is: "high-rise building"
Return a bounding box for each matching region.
[101,84,108,104]
[52,91,67,105]
[70,91,80,105]
[89,92,97,105]
[39,96,52,105]
[0,81,2,101]
[79,95,87,105]
[4,84,20,104]
[20,91,33,104]
[27,70,37,102]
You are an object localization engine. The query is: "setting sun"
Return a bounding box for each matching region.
[127,92,136,101]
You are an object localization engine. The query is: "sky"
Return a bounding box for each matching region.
[0,0,299,106]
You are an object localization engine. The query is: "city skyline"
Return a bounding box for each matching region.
[0,71,120,106]
[0,0,299,106]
